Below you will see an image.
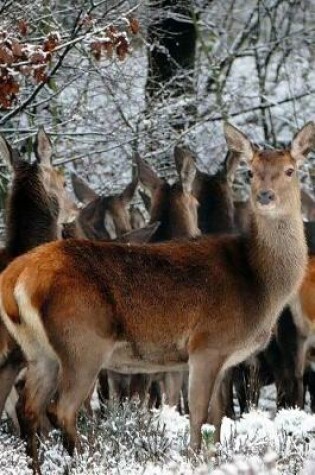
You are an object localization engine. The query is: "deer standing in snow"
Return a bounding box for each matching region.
[0,122,312,473]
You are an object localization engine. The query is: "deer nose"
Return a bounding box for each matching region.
[257,190,275,205]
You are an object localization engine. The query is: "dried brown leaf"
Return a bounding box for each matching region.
[18,19,28,36]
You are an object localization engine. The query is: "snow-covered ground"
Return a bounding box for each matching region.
[2,386,315,474]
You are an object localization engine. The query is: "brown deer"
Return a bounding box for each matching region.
[0,127,78,429]
[0,122,312,473]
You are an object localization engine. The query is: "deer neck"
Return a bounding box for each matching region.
[248,207,307,318]
[6,165,58,258]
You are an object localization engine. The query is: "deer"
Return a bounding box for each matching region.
[71,173,146,231]
[0,127,78,431]
[0,121,312,474]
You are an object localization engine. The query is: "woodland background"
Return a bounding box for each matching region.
[1,0,314,213]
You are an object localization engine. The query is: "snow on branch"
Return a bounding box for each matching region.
[0,4,140,114]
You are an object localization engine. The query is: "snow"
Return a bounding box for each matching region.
[2,393,315,474]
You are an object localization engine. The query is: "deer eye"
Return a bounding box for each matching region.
[285,168,294,177]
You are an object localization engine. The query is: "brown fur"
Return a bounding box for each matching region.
[192,153,239,234]
[0,123,312,471]
[299,256,315,328]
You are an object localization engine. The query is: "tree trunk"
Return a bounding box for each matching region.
[146,0,196,100]
[144,0,197,169]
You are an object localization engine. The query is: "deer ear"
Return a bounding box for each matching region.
[0,135,21,170]
[134,153,162,195]
[118,222,160,243]
[71,173,98,205]
[139,189,151,212]
[224,150,241,186]
[130,206,146,229]
[224,123,254,163]
[291,121,315,163]
[174,146,196,194]
[34,126,52,166]
[121,167,138,205]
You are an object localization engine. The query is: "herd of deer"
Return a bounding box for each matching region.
[0,122,314,473]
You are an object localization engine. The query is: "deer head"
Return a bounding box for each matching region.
[34,127,78,227]
[136,151,200,240]
[224,122,315,218]
[71,172,139,240]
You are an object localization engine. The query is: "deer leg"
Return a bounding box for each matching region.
[148,379,162,409]
[295,335,308,408]
[275,332,306,408]
[182,371,189,414]
[188,351,224,451]
[164,372,184,410]
[107,370,130,403]
[216,369,235,420]
[0,347,24,418]
[97,370,109,417]
[17,356,59,475]
[98,370,109,402]
[208,374,229,443]
[307,364,315,412]
[277,302,308,408]
[83,385,95,418]
[4,387,20,434]
[51,343,112,455]
[129,374,151,404]
[49,369,98,455]
[233,364,250,414]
